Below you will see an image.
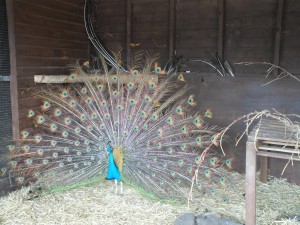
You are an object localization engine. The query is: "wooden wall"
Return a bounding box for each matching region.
[94,0,300,183]
[7,0,89,133]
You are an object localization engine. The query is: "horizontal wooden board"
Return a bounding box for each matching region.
[15,1,84,24]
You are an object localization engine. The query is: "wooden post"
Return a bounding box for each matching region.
[126,0,132,67]
[259,156,268,182]
[169,0,175,59]
[273,0,285,76]
[6,0,20,138]
[217,0,225,59]
[246,141,257,225]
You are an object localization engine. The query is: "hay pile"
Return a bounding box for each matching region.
[0,173,299,225]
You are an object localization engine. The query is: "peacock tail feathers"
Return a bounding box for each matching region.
[3,55,234,201]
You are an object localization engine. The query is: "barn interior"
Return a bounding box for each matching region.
[0,0,300,224]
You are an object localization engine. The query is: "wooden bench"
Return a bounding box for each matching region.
[246,117,300,225]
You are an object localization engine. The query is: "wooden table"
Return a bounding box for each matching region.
[246,117,300,225]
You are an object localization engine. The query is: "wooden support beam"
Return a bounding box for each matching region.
[34,74,159,84]
[259,156,268,182]
[126,0,132,67]
[246,141,257,225]
[273,0,285,76]
[217,0,225,59]
[168,0,175,59]
[6,0,20,138]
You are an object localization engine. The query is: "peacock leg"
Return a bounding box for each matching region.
[114,179,118,194]
[120,181,123,195]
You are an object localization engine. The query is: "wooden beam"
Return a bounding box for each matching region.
[273,0,285,76]
[6,0,20,138]
[34,74,159,84]
[246,141,257,225]
[217,0,225,59]
[168,0,175,59]
[259,156,268,182]
[126,0,132,67]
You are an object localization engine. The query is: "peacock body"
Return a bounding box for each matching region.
[3,56,233,202]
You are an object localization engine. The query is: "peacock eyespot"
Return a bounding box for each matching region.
[149,83,155,89]
[134,126,138,131]
[220,177,225,183]
[38,149,44,155]
[34,172,41,177]
[75,127,81,133]
[118,105,123,110]
[226,159,231,165]
[132,70,139,76]
[155,67,161,73]
[130,99,135,105]
[187,166,192,172]
[210,158,216,163]
[53,152,58,158]
[92,113,97,118]
[8,145,15,150]
[70,74,76,80]
[65,118,71,124]
[62,90,68,97]
[81,115,86,120]
[195,157,200,163]
[51,140,57,146]
[113,75,117,81]
[196,137,202,143]
[105,114,110,119]
[98,85,103,91]
[64,148,69,153]
[23,145,30,151]
[128,82,134,89]
[86,98,92,104]
[88,126,93,131]
[143,124,148,130]
[178,160,183,166]
[1,168,7,173]
[181,143,186,150]
[81,88,87,94]
[167,148,173,154]
[113,91,118,97]
[11,161,17,166]
[62,131,68,137]
[211,189,215,194]
[43,159,49,165]
[127,115,132,120]
[101,124,105,129]
[28,110,35,117]
[55,109,61,116]
[18,177,25,182]
[70,101,76,107]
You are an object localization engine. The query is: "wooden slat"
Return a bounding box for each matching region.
[6,0,20,138]
[15,1,84,24]
[126,0,132,66]
[217,0,224,59]
[257,151,300,161]
[259,145,299,154]
[273,0,285,76]
[168,0,175,59]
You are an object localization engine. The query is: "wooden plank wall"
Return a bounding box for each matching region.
[9,0,89,130]
[94,0,300,183]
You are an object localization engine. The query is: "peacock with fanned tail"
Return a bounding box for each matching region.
[1,0,235,202]
[2,55,234,201]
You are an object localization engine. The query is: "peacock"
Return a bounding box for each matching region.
[1,54,234,202]
[1,0,235,202]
